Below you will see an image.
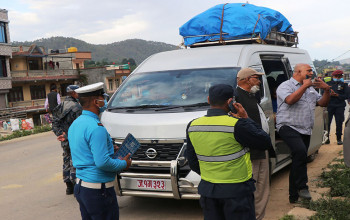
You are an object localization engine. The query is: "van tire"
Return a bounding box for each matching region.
[307,150,318,163]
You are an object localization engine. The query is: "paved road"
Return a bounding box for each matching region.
[0,132,202,220]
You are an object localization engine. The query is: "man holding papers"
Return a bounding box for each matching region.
[68,82,131,220]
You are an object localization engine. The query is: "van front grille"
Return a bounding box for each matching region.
[131,143,183,161]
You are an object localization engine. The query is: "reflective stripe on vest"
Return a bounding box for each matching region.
[196,147,249,162]
[188,125,234,133]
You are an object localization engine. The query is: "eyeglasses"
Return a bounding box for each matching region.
[249,76,260,79]
[307,69,313,72]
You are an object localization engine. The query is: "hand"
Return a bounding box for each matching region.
[229,103,248,118]
[113,144,119,154]
[122,153,132,170]
[302,78,313,88]
[313,78,331,90]
[330,89,339,97]
[57,132,66,142]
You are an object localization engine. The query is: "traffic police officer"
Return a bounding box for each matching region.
[323,72,332,83]
[185,84,272,220]
[325,70,349,145]
[68,82,131,220]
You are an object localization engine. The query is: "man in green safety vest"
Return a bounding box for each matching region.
[185,84,272,220]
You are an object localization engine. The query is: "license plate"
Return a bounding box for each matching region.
[136,179,166,190]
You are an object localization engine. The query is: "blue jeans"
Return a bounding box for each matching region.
[74,181,119,220]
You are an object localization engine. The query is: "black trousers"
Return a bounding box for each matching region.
[328,106,345,140]
[74,180,119,220]
[199,193,255,220]
[278,126,310,200]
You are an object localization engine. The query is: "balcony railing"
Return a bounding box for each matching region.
[9,97,67,109]
[11,69,79,78]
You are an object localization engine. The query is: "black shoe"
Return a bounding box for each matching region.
[324,139,330,144]
[298,189,311,200]
[337,140,343,145]
[66,182,74,195]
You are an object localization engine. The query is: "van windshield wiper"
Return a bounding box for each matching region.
[155,102,209,111]
[108,104,170,111]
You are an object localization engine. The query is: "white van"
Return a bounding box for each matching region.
[101,44,323,199]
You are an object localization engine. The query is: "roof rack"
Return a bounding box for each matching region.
[183,30,299,48]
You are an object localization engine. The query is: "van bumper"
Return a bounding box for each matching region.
[114,160,200,199]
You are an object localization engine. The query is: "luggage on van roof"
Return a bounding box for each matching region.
[179,3,297,48]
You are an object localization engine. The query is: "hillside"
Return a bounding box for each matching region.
[12,37,179,65]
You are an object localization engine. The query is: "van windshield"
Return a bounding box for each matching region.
[108,67,239,109]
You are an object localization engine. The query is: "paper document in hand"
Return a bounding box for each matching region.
[115,133,140,158]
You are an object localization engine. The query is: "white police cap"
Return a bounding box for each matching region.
[75,82,105,97]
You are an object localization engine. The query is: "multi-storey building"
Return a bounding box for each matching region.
[0,9,12,109]
[8,45,91,125]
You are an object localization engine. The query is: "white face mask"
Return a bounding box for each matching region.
[250,85,260,94]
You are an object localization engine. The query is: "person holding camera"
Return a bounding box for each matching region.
[276,63,330,203]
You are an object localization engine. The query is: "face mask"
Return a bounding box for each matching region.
[99,100,108,113]
[250,85,260,94]
[333,78,339,82]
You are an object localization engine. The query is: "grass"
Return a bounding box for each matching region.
[307,198,350,220]
[0,125,52,141]
[280,215,296,220]
[280,155,350,220]
[320,159,350,197]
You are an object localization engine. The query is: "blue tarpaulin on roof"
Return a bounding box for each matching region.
[179,3,294,46]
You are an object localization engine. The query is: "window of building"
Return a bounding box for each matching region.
[8,86,24,102]
[30,85,46,100]
[0,56,7,77]
[60,83,70,97]
[108,79,114,91]
[0,22,7,43]
[28,59,41,70]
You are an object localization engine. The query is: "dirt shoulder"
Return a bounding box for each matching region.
[265,133,343,220]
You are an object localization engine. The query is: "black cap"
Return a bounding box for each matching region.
[209,84,234,102]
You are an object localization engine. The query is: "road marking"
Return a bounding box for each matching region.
[1,184,23,189]
[44,172,62,184]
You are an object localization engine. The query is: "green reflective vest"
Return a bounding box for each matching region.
[188,115,252,184]
[324,77,331,83]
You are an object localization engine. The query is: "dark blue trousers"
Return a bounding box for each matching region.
[199,193,255,220]
[328,106,345,140]
[278,125,310,201]
[74,181,119,220]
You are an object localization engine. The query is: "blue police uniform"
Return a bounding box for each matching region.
[69,109,126,219]
[326,79,348,144]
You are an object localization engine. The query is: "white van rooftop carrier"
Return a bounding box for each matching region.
[182,29,299,48]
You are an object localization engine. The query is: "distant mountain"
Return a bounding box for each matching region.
[339,57,350,65]
[12,37,179,65]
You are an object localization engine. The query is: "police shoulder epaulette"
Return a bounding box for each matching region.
[98,123,104,126]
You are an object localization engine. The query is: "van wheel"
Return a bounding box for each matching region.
[307,150,318,163]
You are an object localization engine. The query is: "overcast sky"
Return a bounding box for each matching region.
[2,0,350,61]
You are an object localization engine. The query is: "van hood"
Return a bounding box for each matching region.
[100,111,207,140]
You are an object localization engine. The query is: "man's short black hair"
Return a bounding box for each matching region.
[79,95,103,108]
[50,83,57,91]
[209,84,234,106]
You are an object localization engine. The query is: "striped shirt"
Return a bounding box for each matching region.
[276,77,322,135]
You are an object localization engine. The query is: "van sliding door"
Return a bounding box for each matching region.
[260,55,292,164]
